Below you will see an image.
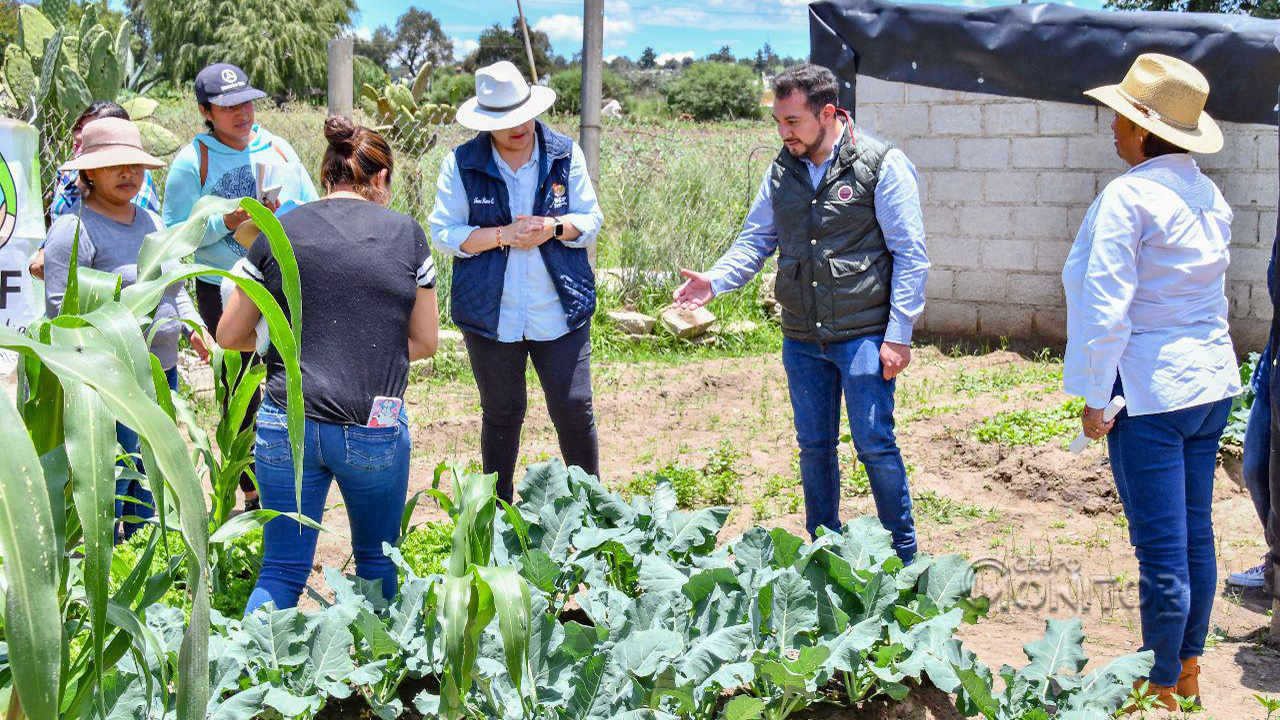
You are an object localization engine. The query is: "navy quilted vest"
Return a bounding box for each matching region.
[450,121,595,339]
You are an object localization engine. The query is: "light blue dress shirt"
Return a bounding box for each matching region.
[705,125,930,345]
[429,141,604,342]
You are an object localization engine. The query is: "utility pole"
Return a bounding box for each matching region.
[581,0,603,183]
[515,0,539,83]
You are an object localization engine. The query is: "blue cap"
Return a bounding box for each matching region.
[195,63,267,107]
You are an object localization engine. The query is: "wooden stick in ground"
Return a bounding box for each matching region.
[515,0,539,83]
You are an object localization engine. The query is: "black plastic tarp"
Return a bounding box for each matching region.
[809,0,1280,125]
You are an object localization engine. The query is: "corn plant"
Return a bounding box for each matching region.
[0,195,306,720]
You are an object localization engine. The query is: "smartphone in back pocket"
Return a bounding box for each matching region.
[367,396,404,427]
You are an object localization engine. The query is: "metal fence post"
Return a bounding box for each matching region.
[328,37,354,118]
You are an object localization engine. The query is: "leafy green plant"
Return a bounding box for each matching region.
[399,520,454,578]
[1223,351,1260,446]
[627,441,741,509]
[952,363,1063,397]
[975,397,1085,446]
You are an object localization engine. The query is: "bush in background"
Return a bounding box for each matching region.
[354,55,389,97]
[665,62,762,121]
[429,70,476,106]
[547,66,629,115]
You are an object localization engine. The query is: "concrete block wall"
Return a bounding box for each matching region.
[853,75,1278,351]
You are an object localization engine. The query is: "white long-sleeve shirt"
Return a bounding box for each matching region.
[1062,153,1239,416]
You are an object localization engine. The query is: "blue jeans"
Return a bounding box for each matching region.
[115,367,179,542]
[781,335,916,561]
[245,398,410,614]
[1107,390,1232,687]
[1243,342,1272,529]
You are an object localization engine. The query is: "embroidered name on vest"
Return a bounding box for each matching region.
[472,197,496,205]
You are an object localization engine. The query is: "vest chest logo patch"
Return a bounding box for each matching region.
[836,184,854,202]
[472,197,496,205]
[549,182,568,209]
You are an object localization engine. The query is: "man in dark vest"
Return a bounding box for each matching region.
[674,64,929,561]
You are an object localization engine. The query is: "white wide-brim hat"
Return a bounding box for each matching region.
[1083,53,1222,155]
[456,61,557,132]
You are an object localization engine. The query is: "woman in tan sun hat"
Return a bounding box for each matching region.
[1063,53,1237,712]
[42,116,209,542]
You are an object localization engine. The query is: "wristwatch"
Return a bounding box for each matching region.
[552,219,565,239]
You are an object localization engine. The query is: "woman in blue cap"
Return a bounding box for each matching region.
[163,62,318,512]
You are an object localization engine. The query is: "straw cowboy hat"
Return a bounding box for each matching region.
[1084,53,1222,155]
[456,61,557,132]
[59,117,166,171]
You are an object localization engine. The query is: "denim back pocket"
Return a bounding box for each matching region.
[254,411,294,467]
[345,424,401,471]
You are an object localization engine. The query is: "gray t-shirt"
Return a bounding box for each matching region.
[43,204,202,370]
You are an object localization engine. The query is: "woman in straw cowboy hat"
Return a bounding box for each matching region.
[41,116,210,541]
[428,61,604,503]
[1064,53,1238,711]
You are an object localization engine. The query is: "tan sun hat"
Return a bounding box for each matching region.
[456,61,557,132]
[1083,53,1222,155]
[59,117,166,171]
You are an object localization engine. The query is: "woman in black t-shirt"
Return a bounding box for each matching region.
[218,117,439,613]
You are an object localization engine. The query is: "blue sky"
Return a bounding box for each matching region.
[352,0,1107,65]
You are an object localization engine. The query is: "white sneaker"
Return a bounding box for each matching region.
[1227,563,1267,589]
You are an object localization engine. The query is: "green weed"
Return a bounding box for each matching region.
[952,363,1063,397]
[914,490,997,525]
[975,397,1085,446]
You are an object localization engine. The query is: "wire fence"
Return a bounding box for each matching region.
[33,103,779,328]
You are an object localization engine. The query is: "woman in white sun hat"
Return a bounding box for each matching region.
[428,60,604,503]
[1063,53,1237,712]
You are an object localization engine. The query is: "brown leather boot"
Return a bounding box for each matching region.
[1122,679,1179,714]
[1176,657,1200,704]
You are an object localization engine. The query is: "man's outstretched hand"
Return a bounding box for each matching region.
[672,269,714,310]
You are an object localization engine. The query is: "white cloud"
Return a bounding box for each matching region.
[534,14,585,42]
[655,50,695,65]
[353,26,373,41]
[452,37,479,60]
[605,54,620,62]
[533,11,636,47]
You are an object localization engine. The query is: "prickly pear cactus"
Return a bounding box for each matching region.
[0,4,173,199]
[358,71,457,157]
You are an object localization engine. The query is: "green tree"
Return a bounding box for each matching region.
[141,0,356,98]
[665,61,761,121]
[754,42,780,73]
[391,6,452,76]
[705,44,734,63]
[638,46,657,70]
[1106,0,1279,14]
[464,18,558,76]
[355,25,395,72]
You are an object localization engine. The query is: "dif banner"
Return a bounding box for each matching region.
[0,118,45,374]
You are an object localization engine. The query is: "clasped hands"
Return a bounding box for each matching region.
[499,215,556,250]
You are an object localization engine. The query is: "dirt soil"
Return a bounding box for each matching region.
[296,344,1279,719]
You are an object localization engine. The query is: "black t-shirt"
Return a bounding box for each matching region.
[237,198,435,425]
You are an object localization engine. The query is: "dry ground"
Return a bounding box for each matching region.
[290,343,1278,719]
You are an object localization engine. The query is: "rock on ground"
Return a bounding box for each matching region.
[660,306,716,338]
[608,310,657,335]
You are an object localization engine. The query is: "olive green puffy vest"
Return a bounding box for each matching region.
[770,126,894,342]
